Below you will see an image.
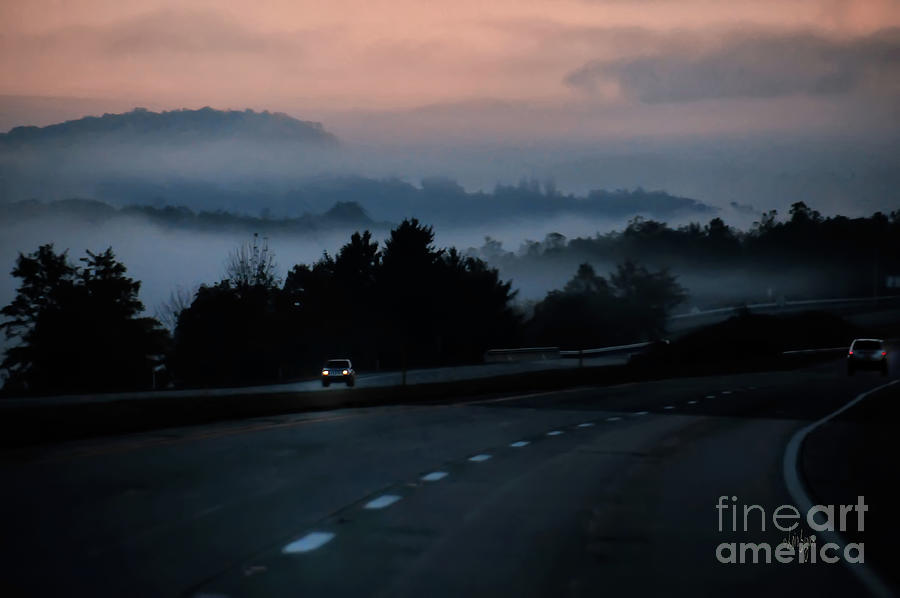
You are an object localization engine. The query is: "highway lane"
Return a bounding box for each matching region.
[5,297,897,409]
[0,354,629,408]
[0,357,895,597]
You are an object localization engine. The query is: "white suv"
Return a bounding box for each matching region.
[321,359,356,387]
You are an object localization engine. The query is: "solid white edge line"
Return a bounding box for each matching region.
[782,379,897,598]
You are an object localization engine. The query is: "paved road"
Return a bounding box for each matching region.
[7,296,898,409]
[0,355,629,408]
[1,356,896,597]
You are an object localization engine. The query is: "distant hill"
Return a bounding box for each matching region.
[0,198,376,234]
[0,108,716,226]
[281,176,717,224]
[0,107,338,148]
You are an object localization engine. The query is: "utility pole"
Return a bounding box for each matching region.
[874,246,879,303]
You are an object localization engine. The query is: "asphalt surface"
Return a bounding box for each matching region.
[0,354,629,408]
[1,355,896,597]
[8,298,897,409]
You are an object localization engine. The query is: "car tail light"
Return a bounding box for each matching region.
[342,369,349,375]
[882,351,887,356]
[848,351,853,355]
[322,370,329,375]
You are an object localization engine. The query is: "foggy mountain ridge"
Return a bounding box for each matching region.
[0,184,717,233]
[0,177,717,230]
[0,198,379,234]
[0,108,717,226]
[278,176,717,225]
[0,107,338,147]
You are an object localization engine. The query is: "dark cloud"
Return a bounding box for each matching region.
[565,28,900,102]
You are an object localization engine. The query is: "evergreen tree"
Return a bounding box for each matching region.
[1,245,168,394]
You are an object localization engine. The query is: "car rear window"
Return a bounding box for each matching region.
[326,360,350,368]
[853,341,882,350]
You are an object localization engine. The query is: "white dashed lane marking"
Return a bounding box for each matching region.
[606,416,623,422]
[283,532,335,554]
[546,430,564,436]
[469,454,492,462]
[421,472,448,482]
[705,395,716,399]
[509,441,529,448]
[687,400,698,405]
[364,495,402,510]
[635,411,649,416]
[577,422,595,428]
[663,405,675,410]
[722,390,732,395]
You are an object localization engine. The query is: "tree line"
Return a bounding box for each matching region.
[8,201,895,395]
[473,202,900,302]
[1,219,686,395]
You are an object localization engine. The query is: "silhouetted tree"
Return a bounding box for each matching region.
[172,238,292,386]
[155,285,198,332]
[434,248,519,363]
[172,281,294,385]
[529,261,685,348]
[563,263,608,295]
[609,260,686,340]
[1,245,168,394]
[225,233,279,288]
[529,263,620,348]
[1,245,78,392]
[376,219,444,372]
[788,201,821,225]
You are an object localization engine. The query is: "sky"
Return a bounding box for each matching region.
[1,0,898,142]
[0,0,899,327]
[0,0,898,217]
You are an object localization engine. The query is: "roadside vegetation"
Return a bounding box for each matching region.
[2,203,898,395]
[472,202,900,304]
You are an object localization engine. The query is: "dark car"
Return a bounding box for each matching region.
[847,339,887,376]
[321,359,356,387]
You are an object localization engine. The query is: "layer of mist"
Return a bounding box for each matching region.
[2,108,898,221]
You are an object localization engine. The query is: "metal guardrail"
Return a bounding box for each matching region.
[489,295,900,365]
[484,347,560,363]
[483,341,656,367]
[559,341,653,357]
[671,295,900,320]
[485,341,656,363]
[781,347,848,356]
[485,346,559,355]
